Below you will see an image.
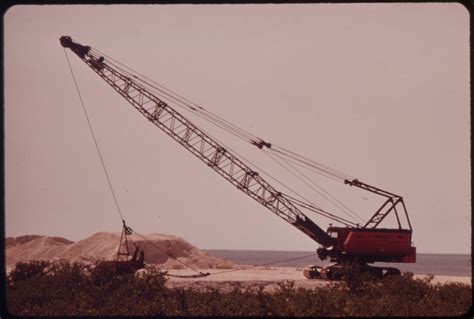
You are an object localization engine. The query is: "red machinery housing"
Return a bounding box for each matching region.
[327,227,416,263]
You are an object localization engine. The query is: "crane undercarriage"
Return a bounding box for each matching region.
[303,263,401,280]
[304,226,416,279]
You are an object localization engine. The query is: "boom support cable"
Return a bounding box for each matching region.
[89,43,353,228]
[88,46,357,190]
[270,146,354,182]
[284,194,358,227]
[98,50,364,225]
[263,149,365,224]
[89,46,357,194]
[62,36,366,250]
[89,48,258,143]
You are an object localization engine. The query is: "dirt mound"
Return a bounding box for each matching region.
[61,232,123,263]
[6,235,73,248]
[6,232,233,270]
[6,236,72,266]
[127,233,233,269]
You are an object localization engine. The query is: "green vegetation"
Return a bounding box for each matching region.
[6,260,472,317]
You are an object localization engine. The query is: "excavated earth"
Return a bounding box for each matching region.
[6,232,234,270]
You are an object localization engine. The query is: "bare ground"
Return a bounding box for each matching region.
[160,266,471,292]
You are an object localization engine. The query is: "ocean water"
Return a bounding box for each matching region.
[205,250,471,277]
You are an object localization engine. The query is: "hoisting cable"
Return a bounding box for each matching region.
[263,149,344,210]
[84,47,274,198]
[65,49,208,278]
[209,252,320,276]
[116,219,133,261]
[93,45,329,225]
[65,41,361,278]
[232,148,358,226]
[63,49,125,224]
[89,45,360,201]
[81,42,365,229]
[273,144,354,179]
[264,149,342,183]
[88,46,359,193]
[284,194,359,227]
[270,146,354,182]
[114,66,254,143]
[141,81,256,143]
[65,50,142,264]
[89,48,258,144]
[93,49,276,148]
[91,52,331,218]
[208,139,353,225]
[274,150,363,222]
[263,149,365,224]
[263,149,359,223]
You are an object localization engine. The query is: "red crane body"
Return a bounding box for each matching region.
[327,227,416,263]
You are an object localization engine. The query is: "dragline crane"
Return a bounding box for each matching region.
[60,36,416,279]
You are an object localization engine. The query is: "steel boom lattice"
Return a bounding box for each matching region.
[60,36,336,247]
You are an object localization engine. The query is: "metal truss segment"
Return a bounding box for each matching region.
[73,50,336,248]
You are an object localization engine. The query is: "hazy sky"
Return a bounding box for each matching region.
[5,4,470,254]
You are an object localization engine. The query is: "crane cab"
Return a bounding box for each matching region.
[327,226,416,263]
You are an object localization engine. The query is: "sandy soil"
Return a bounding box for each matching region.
[6,233,233,269]
[161,266,472,292]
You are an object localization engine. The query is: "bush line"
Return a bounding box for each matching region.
[5,260,472,316]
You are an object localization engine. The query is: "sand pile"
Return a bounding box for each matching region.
[61,232,125,263]
[6,232,233,270]
[6,234,72,247]
[6,236,72,267]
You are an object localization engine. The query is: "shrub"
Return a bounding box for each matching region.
[8,260,50,284]
[5,260,472,317]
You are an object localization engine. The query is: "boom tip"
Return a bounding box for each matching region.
[59,36,91,58]
[59,36,72,48]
